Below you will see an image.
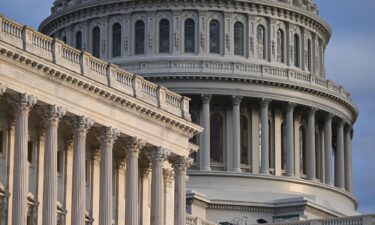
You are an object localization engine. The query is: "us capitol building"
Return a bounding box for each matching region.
[0,0,374,225]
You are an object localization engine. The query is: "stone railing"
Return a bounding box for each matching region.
[265,215,375,225]
[0,15,191,121]
[186,215,217,225]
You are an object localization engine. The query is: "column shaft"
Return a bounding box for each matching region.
[71,116,93,225]
[307,108,316,180]
[232,96,242,172]
[324,114,333,185]
[286,103,295,176]
[201,95,211,171]
[125,137,145,225]
[170,157,193,225]
[99,128,119,225]
[335,121,345,188]
[260,99,270,174]
[12,94,36,225]
[344,127,353,192]
[42,106,65,225]
[147,148,170,225]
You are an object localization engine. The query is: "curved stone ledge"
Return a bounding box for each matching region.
[187,170,358,215]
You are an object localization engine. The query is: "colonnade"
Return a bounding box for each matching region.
[196,94,353,192]
[5,91,193,225]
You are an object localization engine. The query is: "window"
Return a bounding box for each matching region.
[234,22,244,56]
[112,23,122,57]
[294,34,300,67]
[92,26,100,58]
[277,29,284,63]
[184,19,195,53]
[27,141,33,164]
[85,159,91,184]
[307,39,312,72]
[57,150,63,174]
[281,122,286,170]
[240,115,248,164]
[159,19,170,53]
[299,126,307,174]
[135,20,145,55]
[75,31,82,50]
[209,20,220,54]
[0,131,3,154]
[62,35,67,44]
[210,113,223,163]
[257,25,266,59]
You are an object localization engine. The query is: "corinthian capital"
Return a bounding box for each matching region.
[71,116,94,132]
[13,93,37,114]
[169,156,193,170]
[41,105,66,126]
[100,127,120,144]
[145,147,170,163]
[125,137,146,156]
[0,84,6,96]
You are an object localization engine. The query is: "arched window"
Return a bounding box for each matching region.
[62,35,67,44]
[210,113,223,163]
[307,39,312,72]
[209,20,220,54]
[75,31,82,50]
[257,25,266,59]
[184,19,195,53]
[234,22,244,56]
[281,122,286,170]
[135,20,145,55]
[294,34,300,67]
[92,26,100,58]
[159,19,170,53]
[277,29,284,63]
[240,115,248,165]
[112,23,122,57]
[299,126,307,175]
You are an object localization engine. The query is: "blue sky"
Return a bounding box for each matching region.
[1,0,374,214]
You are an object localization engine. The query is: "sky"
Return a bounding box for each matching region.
[0,0,374,214]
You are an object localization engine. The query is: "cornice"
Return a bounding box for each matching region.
[0,42,202,138]
[39,0,330,41]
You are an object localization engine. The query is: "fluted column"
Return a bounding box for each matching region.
[307,108,317,180]
[41,105,66,225]
[170,156,193,225]
[146,147,170,225]
[286,103,296,176]
[71,116,94,225]
[324,114,333,185]
[99,127,119,225]
[260,99,271,175]
[344,126,353,192]
[12,93,37,225]
[201,95,212,171]
[125,137,145,225]
[232,96,242,172]
[335,120,345,189]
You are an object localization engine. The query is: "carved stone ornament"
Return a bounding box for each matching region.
[100,127,120,144]
[41,105,66,126]
[71,116,94,132]
[169,156,193,170]
[0,84,6,96]
[163,168,175,185]
[145,147,170,162]
[13,93,37,114]
[125,137,146,156]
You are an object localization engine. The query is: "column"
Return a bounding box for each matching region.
[307,108,317,180]
[232,96,242,172]
[324,113,333,185]
[344,126,353,192]
[99,127,119,225]
[125,137,145,225]
[170,156,193,225]
[42,105,66,225]
[201,95,212,171]
[71,116,94,225]
[12,93,37,225]
[335,120,345,189]
[163,169,174,225]
[286,103,295,176]
[260,99,271,175]
[146,147,170,225]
